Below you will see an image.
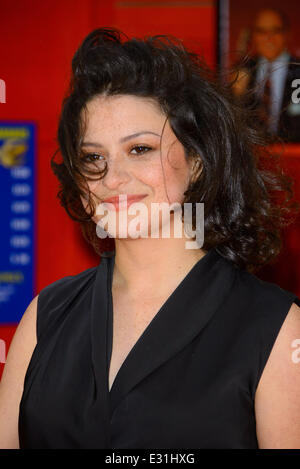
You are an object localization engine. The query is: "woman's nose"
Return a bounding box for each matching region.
[101,156,131,190]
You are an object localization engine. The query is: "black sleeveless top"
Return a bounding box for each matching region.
[19,249,300,449]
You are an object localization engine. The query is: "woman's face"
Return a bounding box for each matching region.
[80,94,195,239]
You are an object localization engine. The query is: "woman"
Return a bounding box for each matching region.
[0,27,299,449]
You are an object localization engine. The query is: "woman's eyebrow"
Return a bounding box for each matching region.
[82,131,161,147]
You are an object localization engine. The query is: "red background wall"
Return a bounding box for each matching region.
[0,0,217,376]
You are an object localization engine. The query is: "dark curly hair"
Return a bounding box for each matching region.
[51,27,298,272]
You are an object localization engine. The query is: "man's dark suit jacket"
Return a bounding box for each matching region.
[244,55,300,142]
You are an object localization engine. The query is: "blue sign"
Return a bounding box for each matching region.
[0,122,36,324]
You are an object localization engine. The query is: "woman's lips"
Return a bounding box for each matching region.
[101,194,147,211]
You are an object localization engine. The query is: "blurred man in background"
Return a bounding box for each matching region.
[232,8,300,142]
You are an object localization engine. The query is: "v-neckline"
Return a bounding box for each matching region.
[90,247,237,416]
[106,251,212,394]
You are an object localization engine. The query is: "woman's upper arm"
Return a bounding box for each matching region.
[0,295,38,449]
[255,301,300,449]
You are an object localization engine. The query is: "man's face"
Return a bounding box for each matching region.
[252,9,288,61]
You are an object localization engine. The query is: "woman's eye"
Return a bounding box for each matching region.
[130,145,152,155]
[80,146,152,163]
[81,153,105,163]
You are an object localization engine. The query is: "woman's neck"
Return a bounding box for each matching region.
[112,236,207,298]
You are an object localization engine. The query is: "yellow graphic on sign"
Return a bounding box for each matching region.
[0,271,24,283]
[0,138,27,168]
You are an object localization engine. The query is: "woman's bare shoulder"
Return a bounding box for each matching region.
[255,302,300,448]
[0,295,38,448]
[1,295,38,388]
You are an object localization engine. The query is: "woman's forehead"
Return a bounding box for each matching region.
[82,94,171,141]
